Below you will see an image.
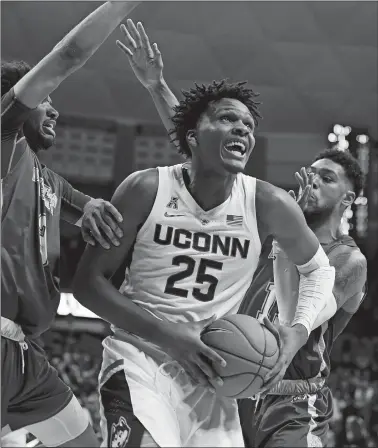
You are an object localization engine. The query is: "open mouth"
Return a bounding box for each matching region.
[42,120,56,137]
[224,140,247,157]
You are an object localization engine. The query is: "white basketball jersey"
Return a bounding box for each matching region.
[118,164,261,324]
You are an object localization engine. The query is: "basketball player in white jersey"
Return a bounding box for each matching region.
[73,22,337,447]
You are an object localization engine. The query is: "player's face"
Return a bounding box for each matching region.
[188,98,256,174]
[23,96,59,151]
[304,158,355,219]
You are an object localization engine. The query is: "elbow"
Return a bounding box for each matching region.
[54,40,88,71]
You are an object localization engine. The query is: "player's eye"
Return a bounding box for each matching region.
[323,176,333,183]
[244,122,254,131]
[220,115,233,122]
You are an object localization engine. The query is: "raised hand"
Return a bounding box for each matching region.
[116,19,163,89]
[288,167,314,211]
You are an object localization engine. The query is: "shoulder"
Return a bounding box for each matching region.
[113,168,158,200]
[332,245,367,299]
[256,179,292,207]
[112,168,159,217]
[331,245,367,276]
[255,179,300,223]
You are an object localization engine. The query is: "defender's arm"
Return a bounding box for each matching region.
[14,1,140,109]
[257,180,336,338]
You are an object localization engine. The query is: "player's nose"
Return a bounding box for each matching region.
[312,174,320,189]
[232,122,250,136]
[48,105,59,120]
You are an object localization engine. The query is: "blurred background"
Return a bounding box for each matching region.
[2,1,378,446]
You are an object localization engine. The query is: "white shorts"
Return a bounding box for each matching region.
[98,334,244,447]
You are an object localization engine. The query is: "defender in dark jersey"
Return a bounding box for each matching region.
[238,149,367,447]
[1,2,140,446]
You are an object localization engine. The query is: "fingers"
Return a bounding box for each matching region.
[294,171,304,191]
[261,361,287,394]
[288,190,296,201]
[94,214,120,247]
[81,228,96,247]
[301,166,309,187]
[103,202,123,224]
[299,185,312,208]
[262,317,280,347]
[83,216,110,249]
[199,342,227,368]
[153,42,161,57]
[196,354,224,386]
[120,23,137,51]
[126,18,142,48]
[102,213,124,240]
[116,40,133,58]
[181,360,213,390]
[137,22,154,59]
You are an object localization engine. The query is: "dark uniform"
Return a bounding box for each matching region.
[238,235,360,447]
[1,89,79,431]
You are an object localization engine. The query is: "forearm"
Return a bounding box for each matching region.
[55,1,140,63]
[293,245,336,335]
[73,272,172,347]
[15,1,140,108]
[60,175,91,225]
[273,241,336,330]
[147,79,180,137]
[273,240,300,326]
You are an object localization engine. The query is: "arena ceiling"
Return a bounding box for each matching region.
[2,1,377,138]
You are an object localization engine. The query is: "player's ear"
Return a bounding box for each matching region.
[186,130,198,148]
[342,190,355,208]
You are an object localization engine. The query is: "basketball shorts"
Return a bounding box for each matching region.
[238,386,333,447]
[1,335,73,431]
[99,334,244,447]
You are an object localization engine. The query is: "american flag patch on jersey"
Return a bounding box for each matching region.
[226,214,243,226]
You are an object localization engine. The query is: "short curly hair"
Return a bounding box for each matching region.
[1,60,32,97]
[313,148,364,194]
[170,80,262,157]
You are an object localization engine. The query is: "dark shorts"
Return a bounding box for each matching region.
[1,336,73,431]
[238,386,333,448]
[100,366,152,447]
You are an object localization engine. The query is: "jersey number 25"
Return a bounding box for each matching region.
[164,255,223,302]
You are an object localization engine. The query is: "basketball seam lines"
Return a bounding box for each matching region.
[213,318,274,398]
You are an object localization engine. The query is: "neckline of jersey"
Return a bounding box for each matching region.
[176,164,237,216]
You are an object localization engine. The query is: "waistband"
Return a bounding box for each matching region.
[1,316,26,342]
[265,376,325,396]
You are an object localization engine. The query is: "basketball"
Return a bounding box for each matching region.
[201,314,280,399]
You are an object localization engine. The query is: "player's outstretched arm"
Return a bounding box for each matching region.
[13,1,140,109]
[256,180,337,391]
[73,169,225,389]
[272,169,336,330]
[117,19,180,139]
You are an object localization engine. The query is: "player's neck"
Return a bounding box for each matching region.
[183,162,236,211]
[308,214,343,244]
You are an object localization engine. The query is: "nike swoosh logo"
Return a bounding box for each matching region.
[164,212,185,218]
